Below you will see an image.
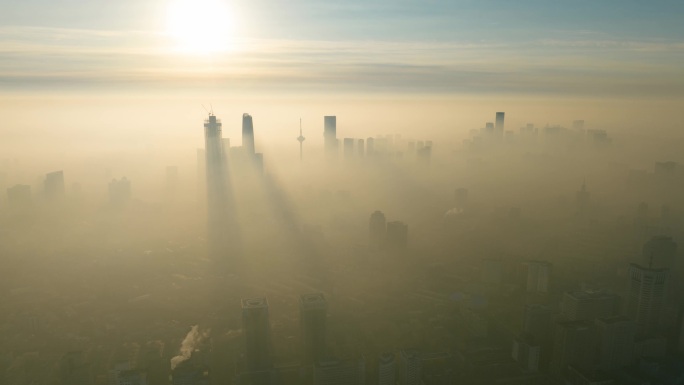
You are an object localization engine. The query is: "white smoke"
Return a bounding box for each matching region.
[170,325,210,370]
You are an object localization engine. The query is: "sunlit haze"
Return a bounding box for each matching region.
[1,1,684,385]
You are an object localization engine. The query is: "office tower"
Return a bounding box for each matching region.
[242,113,255,155]
[560,291,621,321]
[485,122,494,135]
[366,137,374,157]
[44,170,65,199]
[512,333,540,372]
[377,353,396,385]
[203,114,231,257]
[343,138,355,159]
[627,264,669,336]
[7,184,32,207]
[357,139,364,157]
[397,350,421,385]
[297,120,306,162]
[108,177,131,206]
[369,211,386,251]
[313,357,365,385]
[642,236,677,270]
[495,112,505,137]
[549,320,596,380]
[300,293,328,365]
[416,145,431,165]
[242,298,273,372]
[526,261,552,293]
[324,116,337,158]
[595,315,636,370]
[386,221,408,250]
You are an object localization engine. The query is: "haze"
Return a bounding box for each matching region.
[1,1,684,385]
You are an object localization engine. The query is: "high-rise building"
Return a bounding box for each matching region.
[242,113,255,156]
[377,353,396,385]
[242,298,273,372]
[397,350,421,385]
[576,182,590,216]
[203,114,232,258]
[549,320,596,380]
[595,315,635,370]
[45,170,65,200]
[369,211,386,251]
[627,264,669,337]
[366,137,375,157]
[324,116,337,159]
[108,177,131,207]
[343,138,355,160]
[357,139,364,157]
[58,352,93,385]
[495,112,505,137]
[386,221,408,250]
[512,333,540,372]
[300,293,328,365]
[522,304,553,370]
[525,261,552,293]
[313,357,365,385]
[560,290,621,321]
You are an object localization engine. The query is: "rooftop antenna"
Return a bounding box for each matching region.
[210,104,214,115]
[202,104,210,115]
[296,118,306,162]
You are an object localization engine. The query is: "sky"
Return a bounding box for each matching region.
[1,0,683,97]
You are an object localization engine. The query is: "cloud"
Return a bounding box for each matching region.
[0,26,683,97]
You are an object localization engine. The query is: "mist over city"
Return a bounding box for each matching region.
[2,1,684,385]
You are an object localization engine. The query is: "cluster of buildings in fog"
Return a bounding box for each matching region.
[3,109,684,385]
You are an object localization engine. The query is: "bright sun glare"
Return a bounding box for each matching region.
[166,0,236,54]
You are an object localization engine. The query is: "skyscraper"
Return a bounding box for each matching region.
[369,211,386,251]
[242,297,273,372]
[343,138,355,160]
[45,170,65,200]
[627,264,669,336]
[595,315,636,370]
[324,116,337,159]
[549,320,596,380]
[242,113,255,156]
[397,350,421,385]
[378,353,396,385]
[495,112,505,137]
[203,114,231,258]
[300,293,328,365]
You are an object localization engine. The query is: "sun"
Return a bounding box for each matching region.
[166,0,236,54]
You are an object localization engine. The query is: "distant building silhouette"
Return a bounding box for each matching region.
[297,120,306,162]
[377,353,396,385]
[576,182,590,216]
[560,290,620,321]
[595,315,635,370]
[512,333,540,372]
[549,320,596,380]
[366,137,375,157]
[108,177,131,206]
[313,356,365,385]
[242,298,273,372]
[397,350,421,385]
[203,114,232,258]
[242,113,255,156]
[369,211,386,251]
[495,112,505,137]
[343,138,354,160]
[44,170,65,200]
[357,139,364,157]
[386,221,408,250]
[324,116,337,159]
[300,293,328,365]
[58,351,93,385]
[627,264,669,337]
